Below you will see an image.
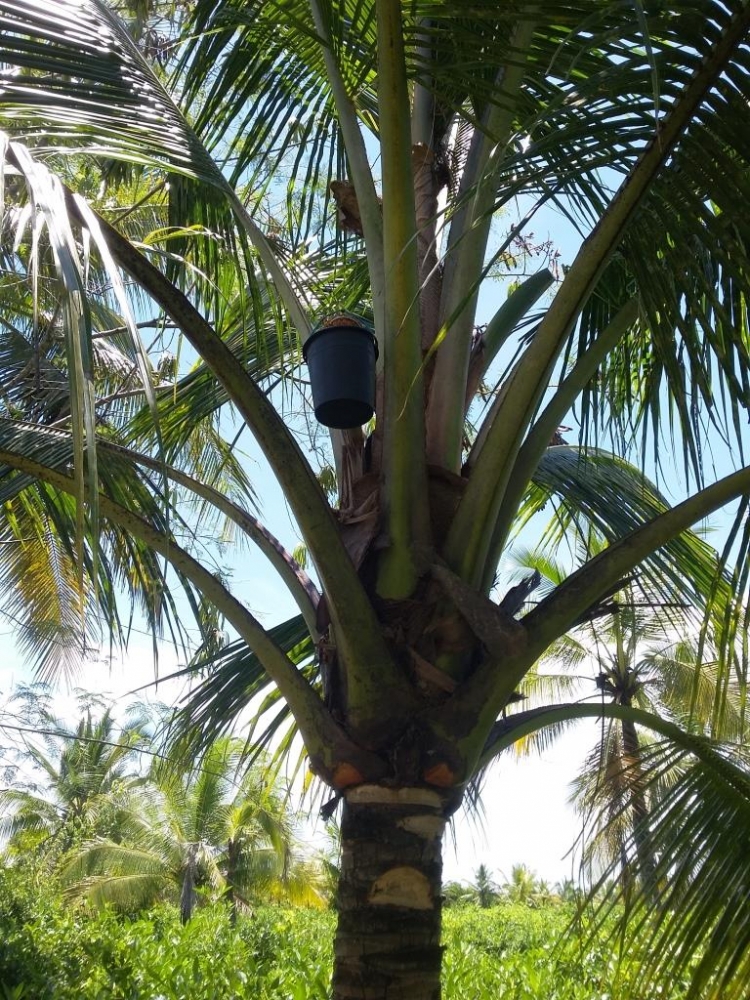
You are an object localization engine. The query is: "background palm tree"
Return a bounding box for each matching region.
[0,694,148,861]
[473,863,499,909]
[505,541,746,899]
[502,864,544,907]
[442,880,476,908]
[63,737,322,922]
[0,2,749,996]
[568,635,745,902]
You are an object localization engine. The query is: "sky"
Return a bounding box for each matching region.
[440,726,598,887]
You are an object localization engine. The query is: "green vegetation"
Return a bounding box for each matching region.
[0,864,689,1000]
[1,698,323,924]
[0,869,333,1000]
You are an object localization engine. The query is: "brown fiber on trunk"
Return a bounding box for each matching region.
[333,784,447,1000]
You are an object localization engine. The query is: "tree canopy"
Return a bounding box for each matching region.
[1,2,750,996]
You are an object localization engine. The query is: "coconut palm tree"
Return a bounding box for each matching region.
[473,863,498,909]
[0,2,749,996]
[502,864,542,907]
[442,880,475,908]
[0,697,148,859]
[568,634,746,901]
[511,552,747,905]
[62,737,319,922]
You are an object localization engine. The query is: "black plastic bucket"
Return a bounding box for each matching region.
[303,322,378,429]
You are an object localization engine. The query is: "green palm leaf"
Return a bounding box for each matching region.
[593,738,750,1000]
[170,614,315,773]
[519,446,734,622]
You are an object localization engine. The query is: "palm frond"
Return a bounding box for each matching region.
[0,417,212,664]
[169,614,315,770]
[590,738,750,1000]
[517,446,733,631]
[0,0,309,331]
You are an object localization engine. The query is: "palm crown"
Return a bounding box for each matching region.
[1,1,750,996]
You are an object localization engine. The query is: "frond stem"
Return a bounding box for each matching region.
[437,463,750,771]
[375,0,429,597]
[101,441,321,640]
[478,703,750,802]
[0,448,385,781]
[481,295,640,587]
[308,0,386,344]
[426,18,536,470]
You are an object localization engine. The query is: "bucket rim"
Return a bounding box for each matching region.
[302,322,379,360]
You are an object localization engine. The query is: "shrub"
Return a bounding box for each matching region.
[0,867,690,1000]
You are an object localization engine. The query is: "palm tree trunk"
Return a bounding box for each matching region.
[225,838,239,926]
[333,784,446,1000]
[620,718,658,903]
[180,844,198,925]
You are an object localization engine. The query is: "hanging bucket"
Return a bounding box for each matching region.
[303,318,378,429]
